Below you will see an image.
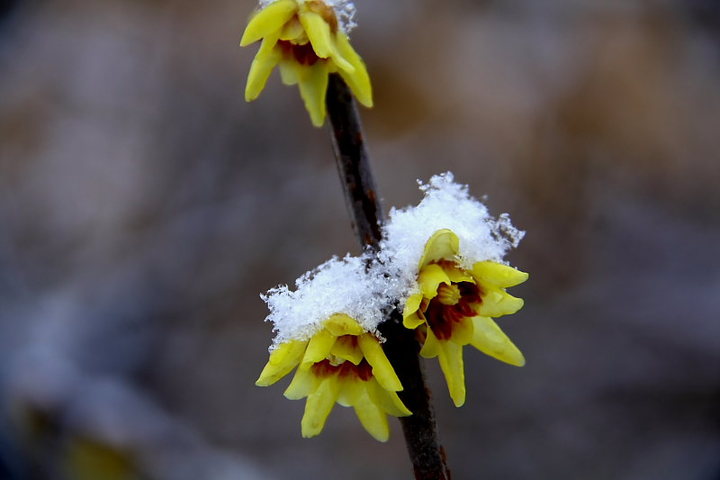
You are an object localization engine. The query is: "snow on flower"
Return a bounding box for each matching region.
[258,256,410,441]
[380,173,528,407]
[240,0,372,126]
[257,172,528,434]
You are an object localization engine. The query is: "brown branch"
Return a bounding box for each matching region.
[326,73,452,480]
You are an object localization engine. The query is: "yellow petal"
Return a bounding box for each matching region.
[256,340,308,386]
[240,0,298,46]
[444,263,475,284]
[297,61,329,127]
[419,229,460,268]
[298,11,354,72]
[476,288,524,317]
[301,376,340,437]
[284,365,319,399]
[335,32,373,107]
[452,316,474,346]
[324,313,364,337]
[419,326,441,358]
[402,292,423,318]
[278,59,300,85]
[470,316,525,367]
[438,341,466,407]
[353,387,390,442]
[337,376,364,407]
[472,261,529,288]
[358,334,403,392]
[367,379,412,417]
[418,264,451,299]
[402,312,425,330]
[245,37,282,101]
[330,335,363,365]
[302,328,336,365]
[279,16,306,41]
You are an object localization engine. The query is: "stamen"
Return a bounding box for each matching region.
[437,283,461,306]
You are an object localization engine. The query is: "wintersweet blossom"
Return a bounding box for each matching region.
[402,229,528,407]
[256,314,411,441]
[240,0,372,126]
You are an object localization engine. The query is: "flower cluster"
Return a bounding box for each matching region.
[256,173,528,440]
[241,0,372,126]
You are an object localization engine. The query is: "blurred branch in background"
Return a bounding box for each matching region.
[0,0,719,479]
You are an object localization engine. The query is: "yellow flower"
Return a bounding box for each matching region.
[402,229,528,407]
[256,313,411,441]
[240,0,372,127]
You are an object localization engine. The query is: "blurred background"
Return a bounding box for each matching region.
[1,0,719,478]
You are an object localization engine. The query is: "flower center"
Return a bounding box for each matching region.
[278,40,321,65]
[312,358,373,381]
[424,281,482,340]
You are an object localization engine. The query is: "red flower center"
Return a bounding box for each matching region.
[424,281,482,340]
[278,40,321,66]
[312,358,373,381]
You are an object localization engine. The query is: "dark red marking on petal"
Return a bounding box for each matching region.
[311,358,373,381]
[277,40,321,66]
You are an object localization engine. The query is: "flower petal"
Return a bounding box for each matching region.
[297,62,329,127]
[330,335,363,365]
[476,288,524,317]
[367,379,411,417]
[256,339,308,386]
[402,312,425,330]
[353,386,390,442]
[240,0,298,46]
[279,16,306,41]
[337,376,363,407]
[470,316,525,367]
[335,32,373,107]
[284,365,318,399]
[402,292,423,318]
[324,313,364,337]
[472,261,529,288]
[301,376,340,437]
[444,263,475,283]
[245,36,282,101]
[279,59,300,85]
[438,341,466,407]
[302,328,336,365]
[419,326,441,358]
[419,229,460,268]
[452,316,474,346]
[418,264,451,299]
[358,334,403,392]
[298,11,354,72]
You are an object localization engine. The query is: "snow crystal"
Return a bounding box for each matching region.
[257,0,358,33]
[262,255,388,349]
[379,173,525,304]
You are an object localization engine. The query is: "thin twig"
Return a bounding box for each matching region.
[326,73,452,480]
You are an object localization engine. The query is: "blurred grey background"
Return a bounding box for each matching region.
[1,0,719,479]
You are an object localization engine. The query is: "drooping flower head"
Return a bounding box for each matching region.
[240,0,372,126]
[257,313,411,441]
[257,256,410,441]
[402,230,527,407]
[380,173,528,407]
